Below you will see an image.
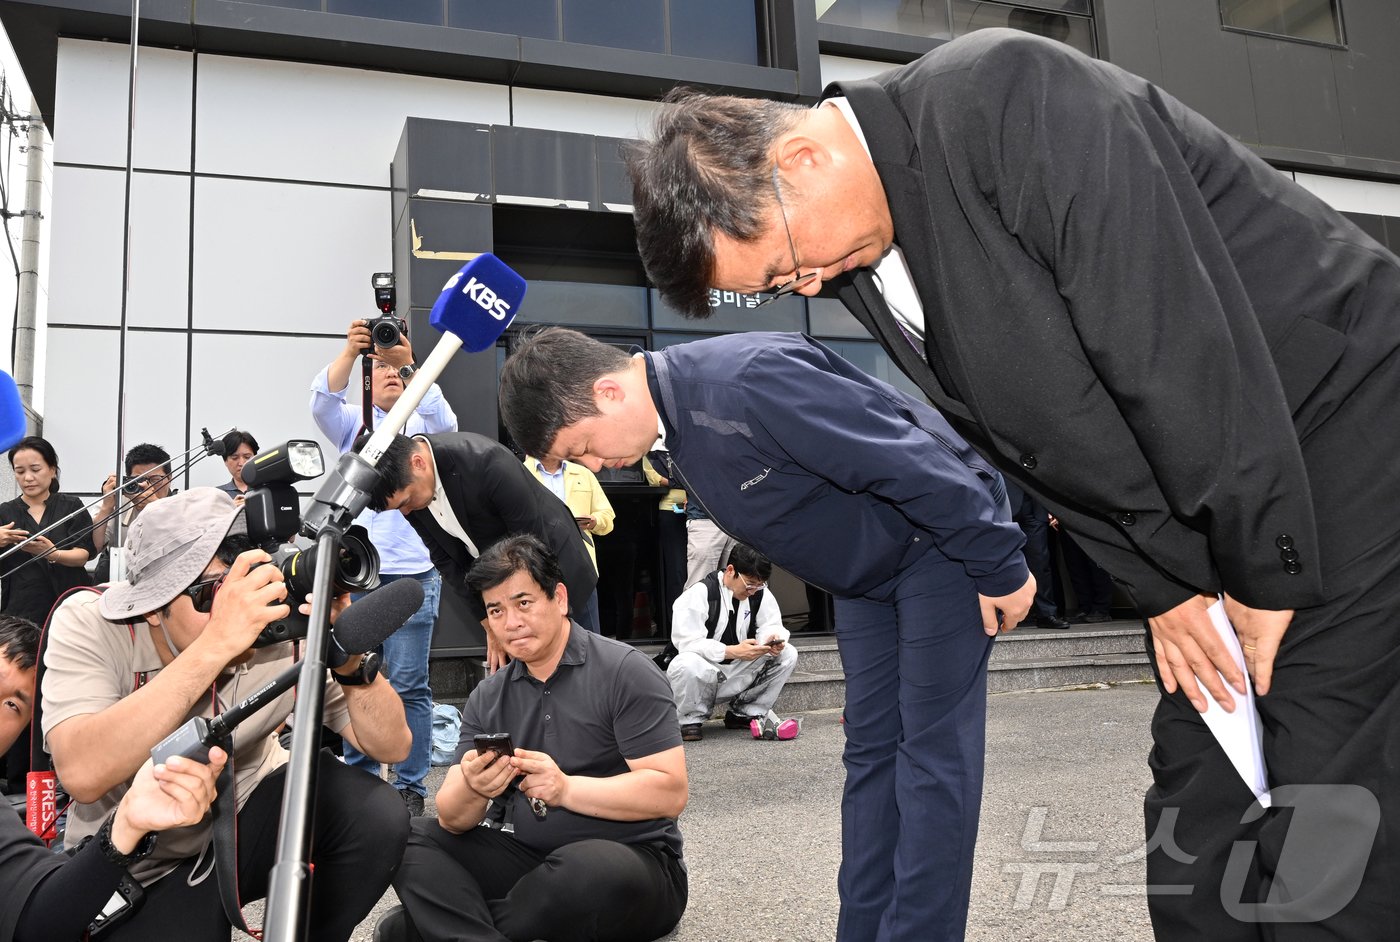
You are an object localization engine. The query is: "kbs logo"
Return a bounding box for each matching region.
[441,272,512,320]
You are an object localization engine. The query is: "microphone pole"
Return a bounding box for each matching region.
[263,255,525,942]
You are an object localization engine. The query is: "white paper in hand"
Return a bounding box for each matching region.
[1200,600,1272,807]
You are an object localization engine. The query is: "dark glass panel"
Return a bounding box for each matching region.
[327,0,444,26]
[669,0,760,65]
[448,0,561,39]
[563,0,666,53]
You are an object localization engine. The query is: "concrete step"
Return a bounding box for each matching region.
[428,622,1152,705]
[991,624,1146,663]
[987,652,1153,693]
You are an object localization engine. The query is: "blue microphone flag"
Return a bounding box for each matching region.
[429,253,526,353]
[0,372,25,451]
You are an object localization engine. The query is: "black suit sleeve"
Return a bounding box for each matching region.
[2,811,127,942]
[957,34,1323,615]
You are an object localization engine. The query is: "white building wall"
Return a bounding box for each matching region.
[45,39,512,494]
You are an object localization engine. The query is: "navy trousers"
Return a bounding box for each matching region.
[834,547,994,942]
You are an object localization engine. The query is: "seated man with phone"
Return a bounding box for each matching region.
[666,543,799,741]
[381,534,689,942]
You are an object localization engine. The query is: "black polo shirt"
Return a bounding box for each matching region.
[456,622,684,859]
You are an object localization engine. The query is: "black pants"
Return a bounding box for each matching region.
[1144,532,1400,940]
[656,511,687,637]
[1059,529,1114,615]
[105,750,409,942]
[394,818,687,942]
[1006,482,1058,619]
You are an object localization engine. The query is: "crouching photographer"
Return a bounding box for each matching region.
[39,488,412,941]
[2,614,225,942]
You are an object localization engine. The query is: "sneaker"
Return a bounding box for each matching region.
[400,789,425,817]
[723,709,756,730]
[681,724,704,742]
[750,710,801,741]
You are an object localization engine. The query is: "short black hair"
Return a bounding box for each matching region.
[0,615,40,671]
[8,436,61,495]
[466,534,563,606]
[498,327,631,459]
[125,442,172,476]
[624,89,806,318]
[366,434,417,512]
[213,533,254,568]
[727,543,772,582]
[228,430,259,454]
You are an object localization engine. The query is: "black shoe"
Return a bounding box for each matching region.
[1032,614,1072,630]
[723,709,756,730]
[400,789,425,817]
[681,724,704,742]
[1083,611,1114,623]
[374,905,420,942]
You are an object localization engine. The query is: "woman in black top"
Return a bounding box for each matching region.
[0,437,95,626]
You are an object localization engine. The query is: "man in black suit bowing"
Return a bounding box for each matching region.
[368,432,597,665]
[623,28,1400,942]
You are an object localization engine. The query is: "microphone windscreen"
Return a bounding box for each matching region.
[429,253,526,352]
[330,577,426,654]
[0,372,25,452]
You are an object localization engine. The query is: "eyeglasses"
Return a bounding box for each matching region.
[180,573,227,614]
[741,579,768,592]
[755,166,820,308]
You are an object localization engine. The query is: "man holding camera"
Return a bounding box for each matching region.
[40,488,411,940]
[311,317,458,815]
[379,534,687,942]
[0,615,228,942]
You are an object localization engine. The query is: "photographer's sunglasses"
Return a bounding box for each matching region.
[181,574,227,614]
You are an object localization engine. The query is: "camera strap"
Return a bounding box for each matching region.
[208,684,261,938]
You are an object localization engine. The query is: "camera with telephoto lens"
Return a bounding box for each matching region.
[367,272,406,349]
[239,440,380,646]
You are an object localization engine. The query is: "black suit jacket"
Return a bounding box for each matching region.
[406,432,597,622]
[825,30,1400,615]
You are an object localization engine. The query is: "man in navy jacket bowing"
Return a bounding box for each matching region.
[498,327,1032,942]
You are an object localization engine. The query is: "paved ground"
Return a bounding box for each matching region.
[241,682,1160,941]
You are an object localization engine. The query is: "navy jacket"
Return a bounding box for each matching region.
[646,333,1027,600]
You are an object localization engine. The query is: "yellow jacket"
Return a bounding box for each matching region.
[523,457,615,571]
[642,457,687,512]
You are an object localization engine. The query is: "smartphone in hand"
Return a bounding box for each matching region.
[474,732,514,767]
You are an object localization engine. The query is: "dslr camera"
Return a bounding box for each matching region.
[240,440,380,646]
[367,272,406,349]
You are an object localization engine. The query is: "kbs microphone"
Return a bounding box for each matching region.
[429,253,526,352]
[150,579,424,765]
[0,372,26,451]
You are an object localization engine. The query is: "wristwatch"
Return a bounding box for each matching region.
[397,364,417,382]
[333,650,382,686]
[95,812,157,868]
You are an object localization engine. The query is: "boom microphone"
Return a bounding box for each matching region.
[327,576,425,667]
[150,579,424,765]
